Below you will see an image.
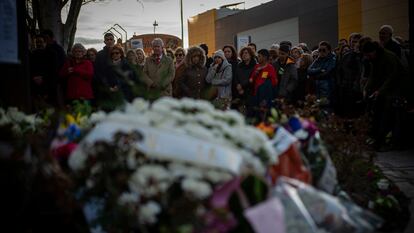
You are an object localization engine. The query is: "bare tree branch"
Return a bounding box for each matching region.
[62,0,70,8]
[82,0,97,5]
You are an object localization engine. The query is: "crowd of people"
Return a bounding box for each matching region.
[29,25,411,151]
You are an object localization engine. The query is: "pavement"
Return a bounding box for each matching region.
[375,149,414,233]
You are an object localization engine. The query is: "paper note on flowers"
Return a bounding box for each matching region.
[244,197,286,233]
[270,127,298,157]
[81,120,243,174]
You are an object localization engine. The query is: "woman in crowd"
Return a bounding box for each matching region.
[222,45,239,108]
[249,49,277,116]
[235,46,257,113]
[59,43,94,104]
[178,46,207,99]
[86,48,97,63]
[273,44,298,103]
[295,53,313,102]
[166,48,175,62]
[206,50,233,110]
[108,46,138,102]
[134,48,146,78]
[291,46,304,68]
[172,47,187,98]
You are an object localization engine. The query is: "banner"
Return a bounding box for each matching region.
[130,38,143,49]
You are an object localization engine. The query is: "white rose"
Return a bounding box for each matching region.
[139,201,161,224]
[181,178,212,199]
[118,192,139,206]
[68,149,88,171]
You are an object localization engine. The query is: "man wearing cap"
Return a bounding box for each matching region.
[141,38,175,98]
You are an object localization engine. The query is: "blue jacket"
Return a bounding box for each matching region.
[307,53,336,80]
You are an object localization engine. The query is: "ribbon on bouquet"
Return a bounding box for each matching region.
[78,119,244,174]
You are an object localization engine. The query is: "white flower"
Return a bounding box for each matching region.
[169,164,203,179]
[7,107,25,122]
[152,97,182,113]
[11,124,22,135]
[90,225,106,233]
[118,192,139,206]
[205,170,232,183]
[68,149,88,171]
[0,114,11,126]
[126,149,137,169]
[127,98,150,113]
[91,163,102,175]
[139,201,161,224]
[181,178,212,199]
[86,179,95,189]
[222,110,245,126]
[129,165,172,197]
[89,111,107,124]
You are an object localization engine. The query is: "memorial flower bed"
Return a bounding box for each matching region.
[66,98,383,233]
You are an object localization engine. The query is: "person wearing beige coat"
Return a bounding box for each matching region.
[141,38,175,99]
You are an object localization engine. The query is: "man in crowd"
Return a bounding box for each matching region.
[273,44,298,103]
[378,25,402,59]
[335,33,364,117]
[141,38,175,99]
[307,41,336,106]
[362,41,409,150]
[30,34,58,110]
[200,43,213,69]
[94,33,116,105]
[42,29,67,108]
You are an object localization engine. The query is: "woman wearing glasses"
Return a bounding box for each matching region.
[172,47,186,98]
[107,46,138,102]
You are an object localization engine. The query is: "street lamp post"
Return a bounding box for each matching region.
[153,20,158,35]
[180,0,184,43]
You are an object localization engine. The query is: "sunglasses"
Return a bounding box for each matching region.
[318,48,327,52]
[111,52,120,55]
[175,53,184,57]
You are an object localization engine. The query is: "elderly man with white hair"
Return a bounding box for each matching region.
[141,38,175,98]
[379,25,402,58]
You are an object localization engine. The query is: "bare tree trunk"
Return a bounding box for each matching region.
[63,0,82,51]
[37,0,63,45]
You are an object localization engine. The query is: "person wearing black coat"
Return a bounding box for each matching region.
[30,34,59,110]
[234,47,257,113]
[94,33,116,105]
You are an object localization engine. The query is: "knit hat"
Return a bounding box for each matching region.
[213,50,226,60]
[279,44,290,53]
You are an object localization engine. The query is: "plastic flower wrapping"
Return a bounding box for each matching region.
[67,98,383,233]
[69,97,278,232]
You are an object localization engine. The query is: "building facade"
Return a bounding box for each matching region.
[188,7,242,56]
[188,0,409,52]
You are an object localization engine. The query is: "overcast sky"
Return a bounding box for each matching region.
[72,0,271,50]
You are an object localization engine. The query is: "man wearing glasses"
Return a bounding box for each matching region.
[307,41,336,106]
[141,38,175,99]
